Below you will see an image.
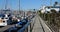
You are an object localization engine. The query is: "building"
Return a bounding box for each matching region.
[40,2,60,13]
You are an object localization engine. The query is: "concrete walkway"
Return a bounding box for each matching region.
[32,15,52,32]
[32,15,44,32]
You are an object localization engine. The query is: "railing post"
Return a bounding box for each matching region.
[28,24,30,32]
[24,28,28,32]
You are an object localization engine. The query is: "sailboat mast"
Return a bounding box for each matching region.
[19,0,20,11]
[5,0,8,9]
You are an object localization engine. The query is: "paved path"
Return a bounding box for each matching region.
[32,15,52,32]
[32,15,44,32]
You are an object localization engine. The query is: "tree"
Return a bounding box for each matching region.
[55,2,58,5]
[54,2,58,6]
[51,9,56,13]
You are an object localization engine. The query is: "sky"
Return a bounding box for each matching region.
[0,0,60,10]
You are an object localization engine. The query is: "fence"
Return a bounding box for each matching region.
[4,15,35,32]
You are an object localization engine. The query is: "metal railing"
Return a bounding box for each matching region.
[4,15,35,32]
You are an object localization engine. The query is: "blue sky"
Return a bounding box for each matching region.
[0,0,60,10]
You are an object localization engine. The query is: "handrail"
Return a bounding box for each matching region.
[4,15,35,32]
[18,20,31,32]
[17,15,35,32]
